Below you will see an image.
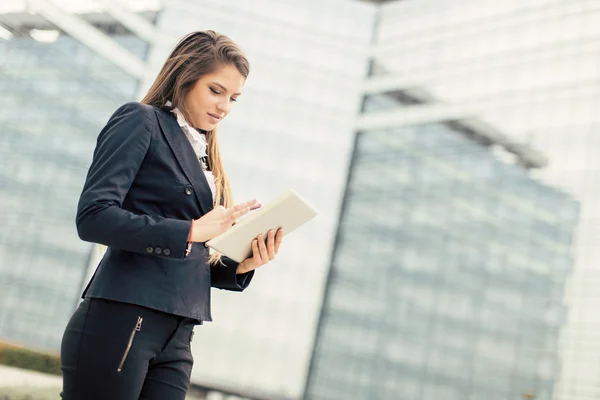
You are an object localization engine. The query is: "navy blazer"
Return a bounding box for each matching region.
[76,102,253,322]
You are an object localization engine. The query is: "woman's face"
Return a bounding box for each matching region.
[183,64,245,131]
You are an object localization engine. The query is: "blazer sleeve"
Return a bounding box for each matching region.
[76,102,191,259]
[210,256,254,291]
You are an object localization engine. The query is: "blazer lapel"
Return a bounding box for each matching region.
[154,107,214,215]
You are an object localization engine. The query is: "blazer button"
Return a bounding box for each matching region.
[185,186,193,195]
[145,246,154,254]
[163,248,171,256]
[155,247,162,255]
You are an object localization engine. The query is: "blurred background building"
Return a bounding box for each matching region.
[305,91,579,400]
[0,2,152,350]
[361,2,600,400]
[1,0,599,400]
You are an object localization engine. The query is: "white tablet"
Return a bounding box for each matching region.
[206,189,318,263]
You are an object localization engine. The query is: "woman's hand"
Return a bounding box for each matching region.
[191,199,261,243]
[237,228,284,274]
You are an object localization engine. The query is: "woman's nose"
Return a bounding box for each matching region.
[216,101,229,114]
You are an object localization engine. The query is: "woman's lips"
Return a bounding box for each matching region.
[208,113,221,123]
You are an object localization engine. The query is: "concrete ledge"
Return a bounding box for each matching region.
[0,365,61,388]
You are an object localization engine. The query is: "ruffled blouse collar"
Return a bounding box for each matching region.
[164,101,208,161]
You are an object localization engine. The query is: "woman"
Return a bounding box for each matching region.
[60,30,283,400]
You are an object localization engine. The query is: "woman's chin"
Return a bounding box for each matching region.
[196,121,217,132]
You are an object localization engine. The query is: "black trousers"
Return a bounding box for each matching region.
[60,297,199,400]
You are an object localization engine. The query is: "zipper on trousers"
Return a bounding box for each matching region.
[117,316,143,372]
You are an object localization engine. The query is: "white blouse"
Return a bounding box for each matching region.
[165,102,217,201]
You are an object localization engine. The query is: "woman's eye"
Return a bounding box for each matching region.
[231,98,238,103]
[210,88,220,95]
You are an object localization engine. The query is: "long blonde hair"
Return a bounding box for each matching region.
[141,30,250,265]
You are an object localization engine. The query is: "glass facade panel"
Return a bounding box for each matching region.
[372,2,600,398]
[305,91,579,399]
[0,30,147,350]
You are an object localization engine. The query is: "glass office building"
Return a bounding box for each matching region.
[140,1,376,398]
[0,13,149,350]
[304,93,580,400]
[366,2,600,399]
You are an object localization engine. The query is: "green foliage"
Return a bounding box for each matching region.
[0,344,61,376]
